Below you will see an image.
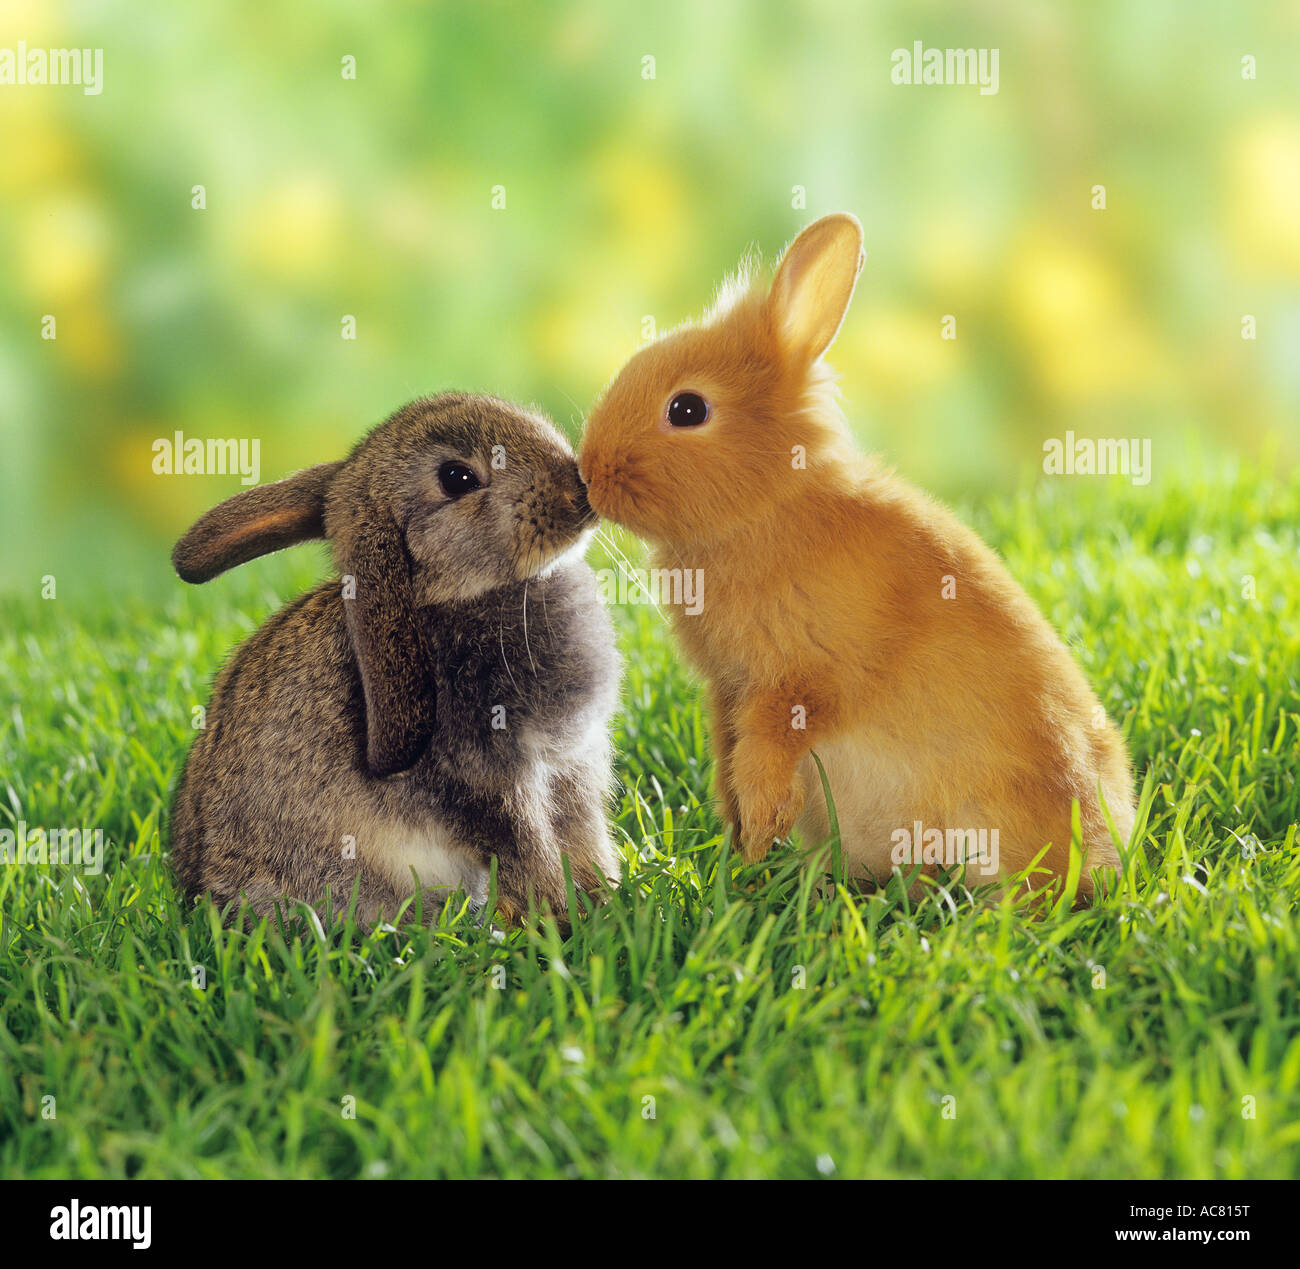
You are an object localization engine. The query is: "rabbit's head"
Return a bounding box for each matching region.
[172,393,595,776]
[579,213,865,546]
[326,394,595,603]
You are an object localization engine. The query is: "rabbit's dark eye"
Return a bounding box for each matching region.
[438,462,481,499]
[667,392,710,427]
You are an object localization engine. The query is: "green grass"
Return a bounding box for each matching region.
[2,461,1298,1180]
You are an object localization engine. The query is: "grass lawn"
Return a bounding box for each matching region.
[2,462,1298,1180]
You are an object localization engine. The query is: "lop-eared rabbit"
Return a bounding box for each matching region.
[170,394,621,927]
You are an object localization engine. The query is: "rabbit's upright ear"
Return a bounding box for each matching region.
[172,462,344,583]
[339,516,437,778]
[767,212,865,365]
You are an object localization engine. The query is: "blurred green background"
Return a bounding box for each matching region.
[2,0,1297,597]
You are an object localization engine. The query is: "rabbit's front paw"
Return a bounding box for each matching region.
[738,773,806,863]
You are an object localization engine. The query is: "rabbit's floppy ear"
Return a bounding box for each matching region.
[767,213,865,365]
[172,462,345,583]
[339,514,437,778]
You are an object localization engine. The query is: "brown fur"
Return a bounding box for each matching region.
[579,214,1135,897]
[171,394,622,928]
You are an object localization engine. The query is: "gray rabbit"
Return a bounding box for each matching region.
[169,393,622,927]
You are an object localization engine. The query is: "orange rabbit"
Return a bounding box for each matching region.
[579,213,1134,896]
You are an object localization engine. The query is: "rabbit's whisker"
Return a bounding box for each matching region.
[497,593,521,698]
[522,580,537,674]
[594,528,669,624]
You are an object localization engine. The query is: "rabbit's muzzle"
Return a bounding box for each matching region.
[569,482,597,528]
[513,478,595,578]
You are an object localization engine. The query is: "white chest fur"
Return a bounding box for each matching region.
[366,820,490,905]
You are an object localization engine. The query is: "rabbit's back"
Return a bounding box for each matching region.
[170,582,382,909]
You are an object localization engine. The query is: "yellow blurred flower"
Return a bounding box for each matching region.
[840,305,963,400]
[590,142,690,276]
[1227,117,1300,277]
[19,193,112,302]
[0,99,78,193]
[527,291,638,397]
[59,306,121,378]
[912,214,996,301]
[234,174,344,281]
[0,0,60,44]
[1005,230,1171,401]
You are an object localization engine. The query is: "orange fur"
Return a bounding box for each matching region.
[579,214,1135,897]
